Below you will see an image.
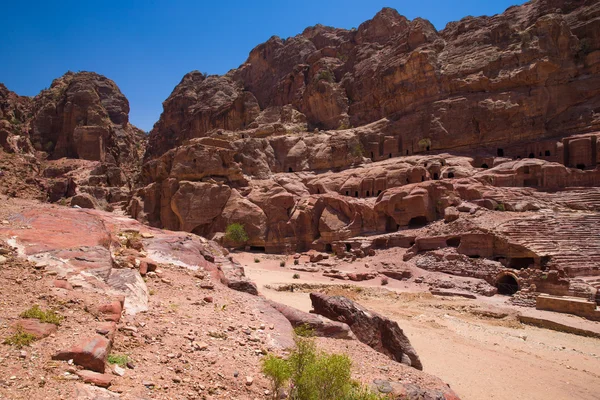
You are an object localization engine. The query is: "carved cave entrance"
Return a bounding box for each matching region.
[496,275,519,295]
[408,216,428,228]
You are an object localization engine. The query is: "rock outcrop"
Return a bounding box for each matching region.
[309,292,423,370]
[0,72,146,208]
[146,0,600,159]
[268,299,355,339]
[131,0,600,258]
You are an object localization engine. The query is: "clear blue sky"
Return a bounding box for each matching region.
[1,0,525,132]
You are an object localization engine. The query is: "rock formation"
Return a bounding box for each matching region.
[0,72,146,208]
[310,292,423,370]
[146,0,599,160]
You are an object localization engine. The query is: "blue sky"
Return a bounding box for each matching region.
[1,0,525,131]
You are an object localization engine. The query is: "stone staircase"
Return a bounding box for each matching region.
[497,213,600,277]
[579,276,600,305]
[540,188,600,211]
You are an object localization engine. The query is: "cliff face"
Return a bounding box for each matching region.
[146,0,600,159]
[0,72,146,207]
[133,0,600,253]
[30,72,145,170]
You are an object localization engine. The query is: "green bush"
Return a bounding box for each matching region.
[495,203,506,212]
[350,142,365,158]
[293,273,300,279]
[107,353,129,367]
[316,70,334,83]
[261,327,383,400]
[20,305,63,325]
[280,260,286,267]
[418,138,432,151]
[3,329,37,348]
[225,223,249,244]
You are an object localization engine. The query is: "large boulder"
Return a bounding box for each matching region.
[309,292,422,370]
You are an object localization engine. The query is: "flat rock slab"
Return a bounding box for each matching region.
[14,319,58,338]
[268,300,354,340]
[76,370,113,388]
[53,335,111,373]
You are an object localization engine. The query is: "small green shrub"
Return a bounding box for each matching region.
[20,305,63,325]
[337,121,351,130]
[254,257,260,263]
[262,354,292,399]
[294,259,300,265]
[316,70,334,83]
[351,142,365,158]
[280,260,286,267]
[261,327,383,400]
[380,277,389,286]
[418,138,432,151]
[495,203,506,212]
[107,353,129,367]
[225,223,249,244]
[293,273,300,279]
[3,329,37,348]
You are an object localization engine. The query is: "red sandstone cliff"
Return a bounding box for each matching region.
[146,0,600,159]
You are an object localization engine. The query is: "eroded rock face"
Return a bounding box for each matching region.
[146,0,600,159]
[1,72,146,208]
[30,71,145,168]
[309,292,423,370]
[132,0,600,254]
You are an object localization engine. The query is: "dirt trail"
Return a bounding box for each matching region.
[241,252,600,400]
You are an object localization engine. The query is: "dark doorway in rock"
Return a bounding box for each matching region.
[250,246,266,252]
[289,167,293,172]
[408,216,428,228]
[345,243,352,252]
[433,172,439,180]
[377,190,382,196]
[345,191,349,196]
[577,164,586,170]
[497,148,504,157]
[448,172,455,178]
[355,191,359,197]
[481,163,489,169]
[508,257,534,269]
[426,146,430,151]
[366,191,370,197]
[385,217,398,232]
[496,275,519,295]
[406,150,409,155]
[539,152,542,157]
[421,176,425,182]
[316,188,320,194]
[528,153,534,158]
[545,150,551,156]
[446,237,461,247]
[371,152,374,159]
[389,153,392,158]
[325,243,332,253]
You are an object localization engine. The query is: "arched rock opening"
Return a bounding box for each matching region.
[408,216,428,228]
[496,274,519,295]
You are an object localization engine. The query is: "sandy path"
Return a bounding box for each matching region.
[239,252,600,400]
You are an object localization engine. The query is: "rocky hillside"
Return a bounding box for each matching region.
[146,0,600,159]
[131,0,600,254]
[0,72,146,208]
